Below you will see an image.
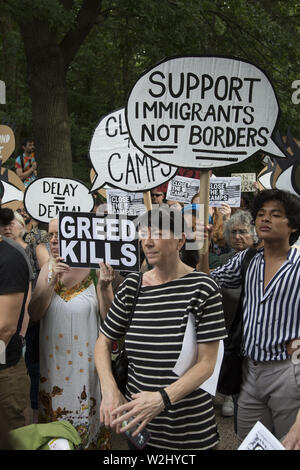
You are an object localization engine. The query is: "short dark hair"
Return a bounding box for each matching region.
[21,139,34,147]
[0,208,14,226]
[138,206,184,238]
[252,189,300,246]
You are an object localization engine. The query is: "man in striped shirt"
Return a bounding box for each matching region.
[201,189,300,443]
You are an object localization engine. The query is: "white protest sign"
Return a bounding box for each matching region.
[0,180,23,205]
[209,176,241,207]
[59,212,140,272]
[24,177,94,223]
[106,189,146,216]
[89,108,177,192]
[238,421,285,450]
[126,56,286,169]
[166,175,200,203]
[231,172,256,192]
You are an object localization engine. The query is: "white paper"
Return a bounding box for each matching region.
[166,175,200,203]
[172,313,224,396]
[209,176,241,207]
[48,438,71,450]
[238,421,285,450]
[106,189,146,216]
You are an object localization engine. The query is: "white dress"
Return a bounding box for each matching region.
[39,271,110,449]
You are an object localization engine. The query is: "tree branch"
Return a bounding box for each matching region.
[60,0,104,69]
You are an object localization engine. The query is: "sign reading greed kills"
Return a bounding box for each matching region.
[209,177,241,207]
[166,175,200,203]
[106,189,146,215]
[24,177,94,223]
[126,56,286,169]
[89,108,177,192]
[59,212,140,272]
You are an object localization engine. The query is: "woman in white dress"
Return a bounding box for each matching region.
[28,218,112,449]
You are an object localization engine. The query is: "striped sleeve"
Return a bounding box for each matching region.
[194,276,227,343]
[100,274,139,341]
[210,249,248,288]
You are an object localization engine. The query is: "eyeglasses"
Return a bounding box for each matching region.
[231,229,250,235]
[151,193,164,197]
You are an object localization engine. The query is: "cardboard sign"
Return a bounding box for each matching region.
[209,176,241,207]
[24,177,94,223]
[106,189,146,216]
[0,168,24,211]
[59,212,140,272]
[126,56,286,169]
[231,172,256,192]
[0,125,15,164]
[166,175,200,203]
[89,108,177,192]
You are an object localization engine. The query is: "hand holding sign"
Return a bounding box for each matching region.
[126,56,286,168]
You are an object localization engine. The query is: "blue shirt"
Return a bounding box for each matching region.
[211,247,300,361]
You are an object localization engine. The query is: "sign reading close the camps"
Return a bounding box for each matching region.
[231,172,256,192]
[106,189,146,216]
[125,56,286,169]
[89,108,177,192]
[166,175,200,203]
[209,176,241,207]
[24,177,95,223]
[59,212,140,272]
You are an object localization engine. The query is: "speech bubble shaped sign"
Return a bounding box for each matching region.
[125,56,286,169]
[24,177,94,223]
[0,125,15,164]
[89,108,178,192]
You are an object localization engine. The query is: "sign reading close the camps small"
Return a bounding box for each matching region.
[126,56,286,169]
[166,175,200,203]
[59,211,140,272]
[106,189,146,216]
[209,176,241,207]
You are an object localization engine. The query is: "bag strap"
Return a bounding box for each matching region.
[127,273,142,329]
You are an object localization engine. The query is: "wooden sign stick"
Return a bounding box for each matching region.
[198,169,210,255]
[143,191,152,211]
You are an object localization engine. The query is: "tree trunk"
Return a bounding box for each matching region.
[19,21,73,178]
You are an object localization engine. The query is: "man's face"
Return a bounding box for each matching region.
[151,191,164,206]
[255,200,296,243]
[23,141,35,155]
[16,204,31,224]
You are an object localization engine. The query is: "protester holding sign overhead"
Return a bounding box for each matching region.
[28,218,112,449]
[95,207,227,451]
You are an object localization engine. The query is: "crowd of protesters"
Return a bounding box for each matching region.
[0,162,300,450]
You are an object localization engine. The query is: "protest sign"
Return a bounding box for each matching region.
[126,56,286,169]
[166,175,200,203]
[0,168,24,211]
[238,421,285,450]
[89,108,177,192]
[106,189,146,216]
[0,125,15,164]
[231,172,256,192]
[24,177,94,223]
[59,211,140,272]
[209,176,241,207]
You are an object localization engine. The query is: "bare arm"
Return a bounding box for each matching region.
[20,281,32,338]
[36,243,50,268]
[282,408,300,450]
[16,160,37,181]
[96,263,115,321]
[0,292,25,345]
[94,333,127,432]
[28,257,70,321]
[111,340,220,436]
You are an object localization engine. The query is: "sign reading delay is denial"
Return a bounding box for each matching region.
[125,56,286,169]
[89,108,177,192]
[24,177,94,223]
[59,212,140,272]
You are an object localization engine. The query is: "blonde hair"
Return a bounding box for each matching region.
[13,211,26,237]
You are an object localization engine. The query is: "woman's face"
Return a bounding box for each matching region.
[48,219,59,258]
[229,224,254,251]
[0,218,23,240]
[140,227,184,267]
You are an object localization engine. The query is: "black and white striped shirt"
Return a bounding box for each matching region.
[211,247,300,362]
[100,271,227,450]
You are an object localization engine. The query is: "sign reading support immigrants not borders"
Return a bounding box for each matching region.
[59,212,140,272]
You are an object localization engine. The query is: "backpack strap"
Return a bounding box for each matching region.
[127,273,142,328]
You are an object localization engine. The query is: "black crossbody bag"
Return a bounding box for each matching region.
[111,273,142,395]
[217,248,257,396]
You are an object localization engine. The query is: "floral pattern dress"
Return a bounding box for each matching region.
[39,270,111,449]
